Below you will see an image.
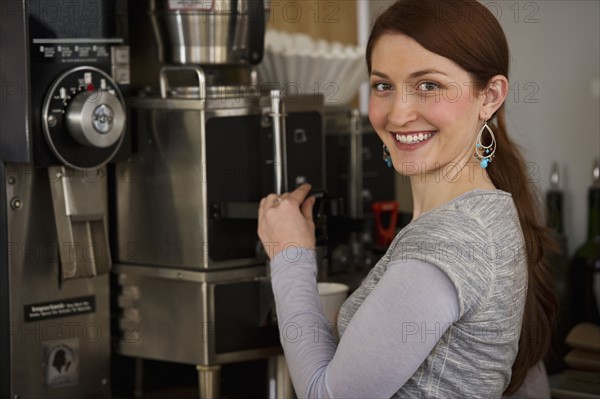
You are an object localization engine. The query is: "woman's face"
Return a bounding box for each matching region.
[369,33,486,176]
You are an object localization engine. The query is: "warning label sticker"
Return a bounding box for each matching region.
[44,338,79,388]
[24,296,96,322]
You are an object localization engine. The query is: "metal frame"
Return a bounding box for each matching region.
[2,164,112,398]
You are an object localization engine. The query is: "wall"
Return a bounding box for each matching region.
[500,0,600,253]
[360,0,600,252]
[268,0,357,44]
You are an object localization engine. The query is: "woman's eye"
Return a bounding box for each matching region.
[417,81,439,91]
[372,82,392,91]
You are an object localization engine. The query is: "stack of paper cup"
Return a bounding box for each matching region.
[257,30,367,105]
[317,282,349,325]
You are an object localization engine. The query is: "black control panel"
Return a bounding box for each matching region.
[42,66,126,169]
[0,0,130,168]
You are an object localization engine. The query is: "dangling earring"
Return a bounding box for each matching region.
[474,119,496,168]
[383,144,392,168]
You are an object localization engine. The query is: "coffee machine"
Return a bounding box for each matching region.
[111,1,326,397]
[0,1,129,398]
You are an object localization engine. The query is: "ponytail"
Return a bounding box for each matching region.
[488,107,558,395]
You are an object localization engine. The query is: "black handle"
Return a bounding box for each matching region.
[246,0,265,65]
[310,191,344,220]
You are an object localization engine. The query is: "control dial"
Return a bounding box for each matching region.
[42,66,127,169]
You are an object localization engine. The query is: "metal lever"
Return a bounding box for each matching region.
[48,166,111,281]
[159,66,206,100]
[270,90,287,194]
[268,91,295,399]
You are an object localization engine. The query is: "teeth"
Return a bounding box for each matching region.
[395,132,433,144]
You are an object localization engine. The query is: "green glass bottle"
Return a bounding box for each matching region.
[570,159,600,326]
[545,163,570,373]
[547,162,569,300]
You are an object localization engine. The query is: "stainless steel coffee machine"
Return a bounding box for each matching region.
[0,1,130,398]
[112,1,326,397]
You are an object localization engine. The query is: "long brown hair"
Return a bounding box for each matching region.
[366,0,558,395]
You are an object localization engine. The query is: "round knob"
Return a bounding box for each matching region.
[66,89,125,148]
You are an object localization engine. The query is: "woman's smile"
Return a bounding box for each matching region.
[389,131,437,150]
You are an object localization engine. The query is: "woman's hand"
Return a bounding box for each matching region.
[258,183,316,260]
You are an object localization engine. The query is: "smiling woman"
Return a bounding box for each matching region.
[368,32,505,185]
[257,1,557,398]
[365,1,558,394]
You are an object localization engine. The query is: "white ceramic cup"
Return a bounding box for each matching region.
[317,282,349,325]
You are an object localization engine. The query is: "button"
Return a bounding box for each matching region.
[111,46,130,64]
[112,66,130,85]
[92,104,114,134]
[47,114,57,127]
[294,128,308,143]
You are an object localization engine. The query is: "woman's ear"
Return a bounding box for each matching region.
[480,75,509,119]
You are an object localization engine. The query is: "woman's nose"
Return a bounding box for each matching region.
[388,91,418,127]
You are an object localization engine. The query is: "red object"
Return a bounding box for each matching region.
[86,83,95,92]
[372,201,399,247]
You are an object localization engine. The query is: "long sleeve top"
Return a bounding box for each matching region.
[270,190,529,398]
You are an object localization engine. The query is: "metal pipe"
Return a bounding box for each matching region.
[348,109,363,218]
[270,90,287,194]
[268,355,294,399]
[197,365,221,399]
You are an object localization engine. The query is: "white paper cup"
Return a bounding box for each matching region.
[317,282,349,325]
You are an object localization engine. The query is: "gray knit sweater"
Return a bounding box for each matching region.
[338,189,527,397]
[270,189,527,398]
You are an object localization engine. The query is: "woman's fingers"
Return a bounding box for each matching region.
[286,183,312,205]
[301,196,315,222]
[260,183,312,212]
[257,184,317,259]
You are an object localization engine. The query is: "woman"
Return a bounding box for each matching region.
[258,0,557,397]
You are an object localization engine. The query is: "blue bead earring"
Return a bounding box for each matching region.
[474,119,496,168]
[383,144,392,168]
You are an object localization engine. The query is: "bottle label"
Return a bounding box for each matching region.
[168,0,215,11]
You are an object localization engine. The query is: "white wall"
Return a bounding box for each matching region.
[359,0,600,253]
[500,1,600,253]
